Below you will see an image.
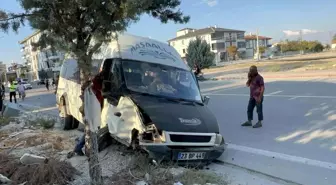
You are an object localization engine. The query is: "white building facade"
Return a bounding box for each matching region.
[168,26,246,65]
[0,62,6,82]
[19,31,64,80]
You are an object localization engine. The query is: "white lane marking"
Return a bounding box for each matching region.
[289,97,298,100]
[227,143,336,171]
[206,93,336,99]
[266,91,282,95]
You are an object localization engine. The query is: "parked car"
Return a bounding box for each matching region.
[21,81,33,90]
[56,33,226,165]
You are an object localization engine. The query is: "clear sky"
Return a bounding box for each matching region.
[1,0,335,65]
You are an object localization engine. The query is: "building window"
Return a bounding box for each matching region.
[211,43,225,50]
[182,40,184,45]
[245,41,249,48]
[238,42,246,48]
[182,49,186,54]
[237,32,244,39]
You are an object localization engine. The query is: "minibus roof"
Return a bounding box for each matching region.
[102,33,190,70]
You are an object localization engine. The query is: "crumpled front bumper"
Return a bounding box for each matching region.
[143,143,226,164]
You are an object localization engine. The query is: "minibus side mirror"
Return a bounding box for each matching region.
[203,95,210,105]
[102,81,112,97]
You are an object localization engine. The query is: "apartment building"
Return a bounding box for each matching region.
[168,26,246,65]
[0,62,6,82]
[245,33,272,58]
[19,31,64,80]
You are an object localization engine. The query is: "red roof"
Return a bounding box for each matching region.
[245,35,272,40]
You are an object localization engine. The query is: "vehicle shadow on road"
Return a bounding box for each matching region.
[275,101,336,152]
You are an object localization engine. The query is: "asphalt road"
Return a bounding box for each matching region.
[8,79,336,185]
[4,85,59,116]
[200,79,336,185]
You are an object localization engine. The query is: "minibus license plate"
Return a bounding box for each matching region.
[178,152,206,160]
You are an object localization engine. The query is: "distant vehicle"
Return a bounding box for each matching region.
[21,78,29,82]
[21,81,33,90]
[37,80,45,85]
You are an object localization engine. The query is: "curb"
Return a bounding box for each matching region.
[2,103,26,117]
[2,102,58,118]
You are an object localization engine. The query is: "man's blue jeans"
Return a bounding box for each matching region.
[247,96,264,121]
[74,135,85,155]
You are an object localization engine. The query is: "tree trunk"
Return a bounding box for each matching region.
[79,58,103,185]
[84,122,102,185]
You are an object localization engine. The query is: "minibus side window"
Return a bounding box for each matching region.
[60,65,67,79]
[101,59,114,95]
[67,62,80,84]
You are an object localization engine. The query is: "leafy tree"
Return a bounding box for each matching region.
[259,46,266,54]
[20,73,25,78]
[279,40,325,53]
[312,43,324,52]
[325,44,331,50]
[0,1,189,184]
[332,34,336,44]
[186,37,215,71]
[227,45,238,60]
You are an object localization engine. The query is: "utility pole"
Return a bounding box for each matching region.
[256,29,260,61]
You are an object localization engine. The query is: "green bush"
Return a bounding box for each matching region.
[28,117,56,129]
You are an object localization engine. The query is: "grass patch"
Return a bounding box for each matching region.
[267,64,281,72]
[304,60,336,70]
[179,169,227,185]
[0,116,14,126]
[108,154,229,185]
[0,152,78,185]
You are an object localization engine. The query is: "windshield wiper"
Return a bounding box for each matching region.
[131,91,203,105]
[173,98,204,106]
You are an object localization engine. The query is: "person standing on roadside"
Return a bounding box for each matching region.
[52,78,56,88]
[0,81,5,116]
[18,82,26,101]
[241,65,265,128]
[9,80,17,103]
[45,78,49,91]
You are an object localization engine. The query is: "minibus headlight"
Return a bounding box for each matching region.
[215,134,224,145]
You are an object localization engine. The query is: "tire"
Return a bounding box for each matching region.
[60,98,77,130]
[72,119,79,129]
[97,126,112,152]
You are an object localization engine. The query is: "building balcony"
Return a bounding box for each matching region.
[211,39,225,43]
[211,37,225,41]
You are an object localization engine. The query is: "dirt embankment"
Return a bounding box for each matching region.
[0,112,228,185]
[203,56,336,81]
